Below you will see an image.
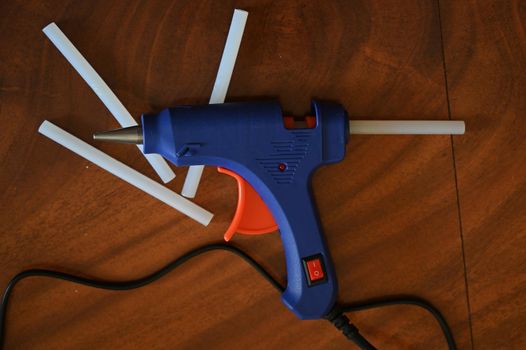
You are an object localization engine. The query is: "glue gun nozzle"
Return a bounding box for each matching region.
[93,126,143,144]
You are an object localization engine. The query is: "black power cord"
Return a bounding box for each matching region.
[326,298,457,350]
[1,243,456,349]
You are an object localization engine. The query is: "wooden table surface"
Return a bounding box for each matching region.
[1,1,524,349]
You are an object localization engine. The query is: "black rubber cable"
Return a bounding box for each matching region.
[337,297,457,350]
[0,243,456,349]
[325,308,377,350]
[0,243,283,349]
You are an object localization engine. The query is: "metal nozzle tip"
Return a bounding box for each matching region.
[93,126,143,144]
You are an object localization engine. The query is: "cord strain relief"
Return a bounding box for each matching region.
[325,306,377,350]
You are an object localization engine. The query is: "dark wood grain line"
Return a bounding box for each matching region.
[441,0,526,348]
[436,1,475,349]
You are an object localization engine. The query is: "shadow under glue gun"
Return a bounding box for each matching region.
[93,100,465,320]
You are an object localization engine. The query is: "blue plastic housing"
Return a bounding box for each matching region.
[141,100,348,319]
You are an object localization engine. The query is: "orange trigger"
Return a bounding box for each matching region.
[217,167,278,241]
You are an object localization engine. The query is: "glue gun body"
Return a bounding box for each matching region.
[141,100,348,319]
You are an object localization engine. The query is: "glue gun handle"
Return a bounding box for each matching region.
[264,180,338,320]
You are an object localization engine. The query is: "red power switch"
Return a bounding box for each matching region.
[303,255,327,285]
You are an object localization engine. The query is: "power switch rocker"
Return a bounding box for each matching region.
[302,254,327,286]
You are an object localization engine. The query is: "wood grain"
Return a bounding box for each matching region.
[0,1,472,349]
[441,0,526,348]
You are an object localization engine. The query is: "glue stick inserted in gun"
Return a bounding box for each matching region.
[93,100,465,320]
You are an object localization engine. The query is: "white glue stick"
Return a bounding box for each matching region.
[42,23,176,183]
[181,9,248,198]
[38,121,213,226]
[349,120,465,135]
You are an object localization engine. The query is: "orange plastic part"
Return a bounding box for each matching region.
[217,167,278,241]
[283,116,295,128]
[283,115,316,129]
[305,116,316,128]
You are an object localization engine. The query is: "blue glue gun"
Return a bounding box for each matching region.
[95,100,349,319]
